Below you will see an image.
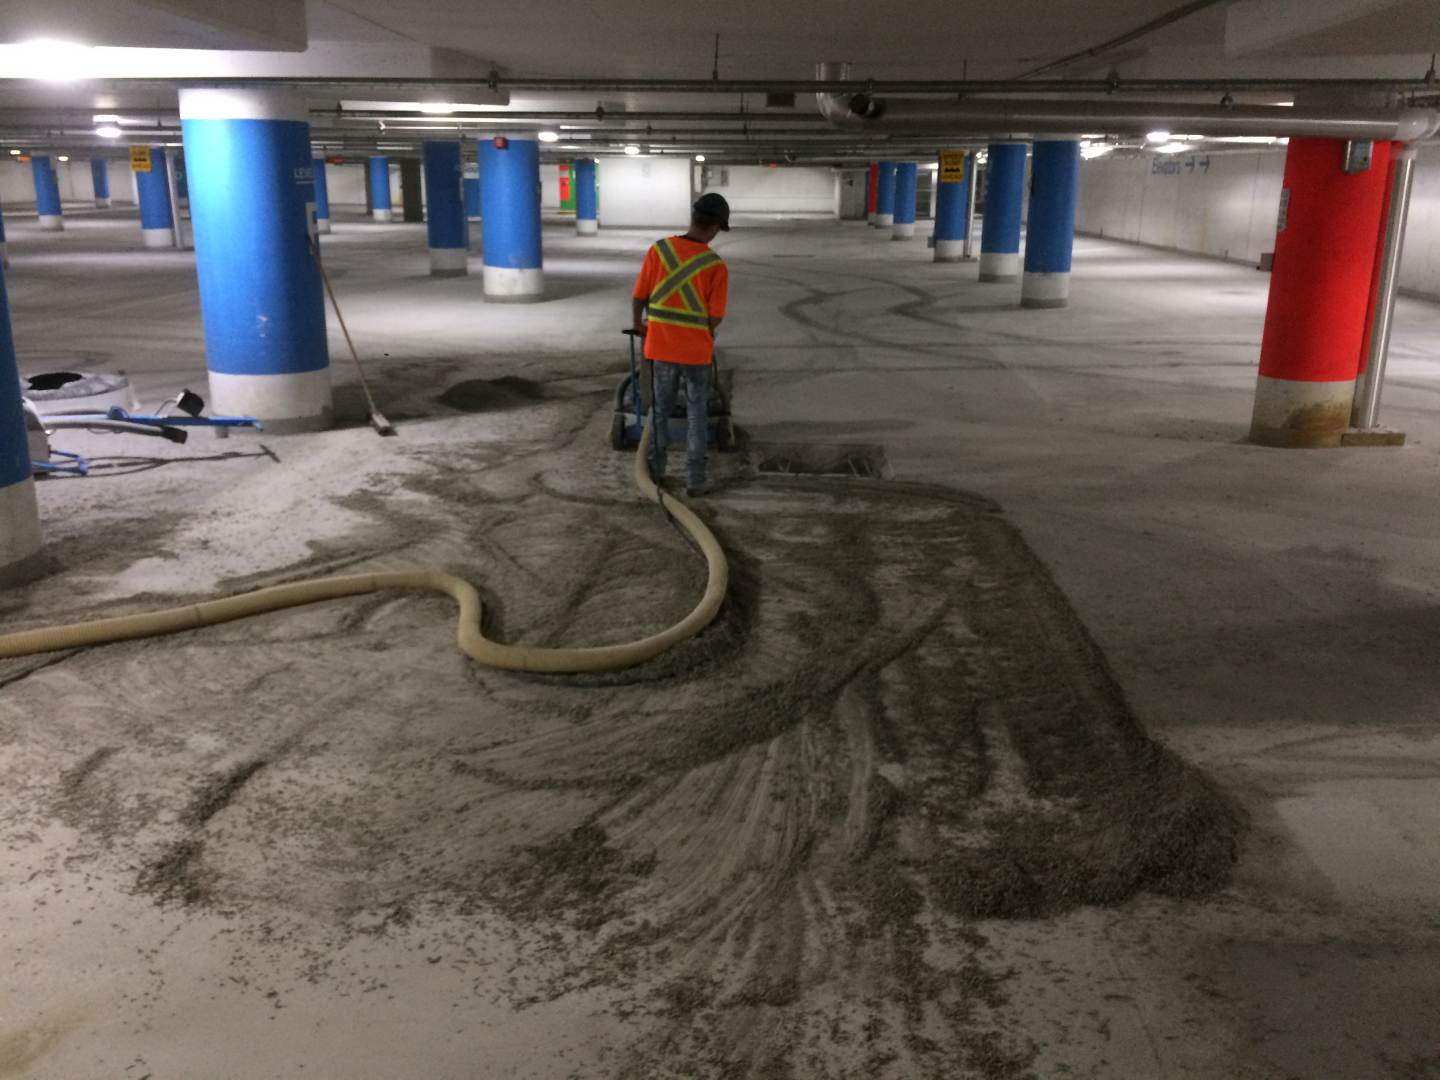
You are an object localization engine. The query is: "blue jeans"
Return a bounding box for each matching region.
[648,360,710,487]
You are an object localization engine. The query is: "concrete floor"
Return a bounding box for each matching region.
[1,205,1438,1079]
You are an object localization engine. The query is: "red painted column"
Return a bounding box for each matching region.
[866,163,879,225]
[1250,138,1394,447]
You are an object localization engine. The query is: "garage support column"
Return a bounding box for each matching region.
[934,151,969,262]
[0,202,8,267]
[90,159,111,208]
[368,156,392,222]
[136,146,176,249]
[979,142,1027,283]
[31,156,62,231]
[866,163,878,225]
[179,87,331,433]
[574,157,598,236]
[891,163,918,239]
[479,134,543,302]
[0,265,41,583]
[1021,138,1081,309]
[312,159,331,234]
[422,141,467,276]
[1250,137,1395,448]
[874,161,897,228]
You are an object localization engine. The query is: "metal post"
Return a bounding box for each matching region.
[962,152,979,259]
[1351,144,1417,430]
[164,147,186,250]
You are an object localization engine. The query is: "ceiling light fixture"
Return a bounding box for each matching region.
[1146,130,1172,144]
[1,39,93,82]
[8,149,20,156]
[1080,143,1115,159]
[1153,142,1189,154]
[92,113,120,124]
[623,145,641,155]
[694,154,705,162]
[95,124,122,138]
[57,154,69,162]
[537,131,560,143]
[418,102,453,114]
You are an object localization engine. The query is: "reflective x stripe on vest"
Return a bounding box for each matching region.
[647,238,721,330]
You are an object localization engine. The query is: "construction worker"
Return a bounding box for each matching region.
[630,192,730,497]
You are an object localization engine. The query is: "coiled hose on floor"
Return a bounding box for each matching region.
[0,423,728,673]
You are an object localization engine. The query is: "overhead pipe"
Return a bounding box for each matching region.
[815,62,1440,141]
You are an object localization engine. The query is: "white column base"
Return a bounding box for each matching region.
[95,197,112,208]
[891,222,916,240]
[38,215,63,232]
[142,228,174,249]
[576,218,598,236]
[372,209,392,223]
[875,213,894,228]
[429,247,468,277]
[467,214,481,223]
[1249,375,1356,449]
[208,367,333,434]
[483,265,544,302]
[934,239,967,262]
[1021,271,1070,309]
[0,480,43,585]
[316,218,332,234]
[979,252,1019,283]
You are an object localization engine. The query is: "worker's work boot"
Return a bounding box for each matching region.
[684,481,711,498]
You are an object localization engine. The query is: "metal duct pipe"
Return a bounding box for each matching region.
[815,62,1440,141]
[1351,144,1419,431]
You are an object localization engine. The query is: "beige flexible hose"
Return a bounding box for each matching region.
[0,423,729,673]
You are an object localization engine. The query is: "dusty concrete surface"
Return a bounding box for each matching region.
[1,207,1437,1079]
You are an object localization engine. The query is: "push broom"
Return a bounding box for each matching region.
[309,235,396,437]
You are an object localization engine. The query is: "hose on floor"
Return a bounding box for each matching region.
[0,422,729,674]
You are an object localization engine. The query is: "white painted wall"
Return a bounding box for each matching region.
[1077,144,1440,299]
[1076,149,1285,266]
[540,163,561,210]
[325,162,368,206]
[699,165,838,216]
[596,156,691,229]
[0,157,106,208]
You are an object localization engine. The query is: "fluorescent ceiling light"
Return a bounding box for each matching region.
[694,154,705,162]
[1153,142,1189,154]
[8,149,20,155]
[537,131,559,143]
[1146,130,1171,144]
[57,155,69,162]
[95,124,122,138]
[418,102,453,114]
[623,145,640,155]
[1,39,93,81]
[1215,135,1281,144]
[92,113,120,124]
[1081,144,1115,159]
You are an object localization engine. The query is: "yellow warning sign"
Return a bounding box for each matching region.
[939,150,967,183]
[129,146,152,173]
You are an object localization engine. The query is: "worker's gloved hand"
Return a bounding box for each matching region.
[632,322,647,338]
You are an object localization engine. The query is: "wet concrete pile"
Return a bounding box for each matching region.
[0,374,1242,1079]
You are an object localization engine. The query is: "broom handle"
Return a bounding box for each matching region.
[309,237,381,412]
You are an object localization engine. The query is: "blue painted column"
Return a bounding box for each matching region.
[934,151,971,262]
[891,162,919,240]
[422,141,468,277]
[0,263,41,581]
[573,157,598,236]
[179,88,330,432]
[311,158,331,234]
[0,199,8,267]
[874,161,897,228]
[90,158,112,207]
[368,156,392,223]
[979,142,1028,283]
[1021,138,1081,309]
[478,133,543,301]
[31,156,63,231]
[135,146,175,249]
